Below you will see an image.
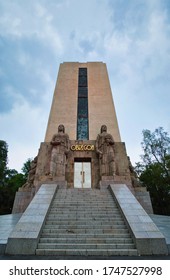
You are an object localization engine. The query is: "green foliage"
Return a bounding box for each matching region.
[136,127,170,215]
[141,127,170,174]
[0,140,8,186]
[0,140,28,214]
[21,158,32,180]
[0,172,25,214]
[140,163,170,215]
[6,170,25,192]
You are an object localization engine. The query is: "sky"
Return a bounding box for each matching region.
[0,0,170,172]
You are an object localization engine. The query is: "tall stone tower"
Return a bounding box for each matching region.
[45,62,121,142]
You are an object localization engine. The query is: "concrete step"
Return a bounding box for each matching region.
[52,197,115,200]
[55,199,114,201]
[53,199,115,201]
[51,203,117,209]
[50,210,120,214]
[42,228,129,234]
[36,248,138,256]
[53,197,115,200]
[45,219,125,225]
[43,224,127,229]
[39,237,133,244]
[53,200,116,207]
[46,217,124,223]
[41,233,131,239]
[49,209,120,214]
[54,199,114,201]
[51,206,117,210]
[47,214,123,219]
[48,214,122,219]
[37,243,136,250]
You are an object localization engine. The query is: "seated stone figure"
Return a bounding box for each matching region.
[50,124,70,178]
[128,156,142,188]
[21,156,37,189]
[96,125,115,177]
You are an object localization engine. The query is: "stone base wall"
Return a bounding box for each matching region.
[135,188,153,214]
[12,188,35,214]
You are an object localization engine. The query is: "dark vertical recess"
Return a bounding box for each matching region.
[77,68,89,140]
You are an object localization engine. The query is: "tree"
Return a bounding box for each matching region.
[141,127,170,176]
[0,140,28,214]
[0,140,8,186]
[0,171,26,214]
[21,158,32,180]
[136,127,170,215]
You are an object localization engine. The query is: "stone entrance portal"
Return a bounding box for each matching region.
[74,161,91,188]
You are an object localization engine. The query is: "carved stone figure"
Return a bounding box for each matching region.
[96,125,115,177]
[50,124,70,178]
[128,156,142,188]
[21,156,37,189]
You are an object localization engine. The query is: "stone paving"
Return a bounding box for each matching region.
[150,214,170,254]
[0,213,22,254]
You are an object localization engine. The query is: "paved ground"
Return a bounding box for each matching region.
[0,213,22,254]
[150,214,170,253]
[1,254,170,260]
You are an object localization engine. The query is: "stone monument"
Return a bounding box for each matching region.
[96,125,115,177]
[6,62,168,257]
[49,124,70,179]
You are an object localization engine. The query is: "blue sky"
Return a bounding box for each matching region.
[0,0,170,171]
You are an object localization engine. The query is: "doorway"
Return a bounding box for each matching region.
[74,161,91,188]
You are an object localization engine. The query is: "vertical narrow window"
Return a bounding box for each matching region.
[77,68,89,140]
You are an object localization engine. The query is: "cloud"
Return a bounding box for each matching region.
[101,0,170,161]
[0,0,170,171]
[79,39,94,54]
[104,1,170,99]
[0,1,63,55]
[0,94,49,171]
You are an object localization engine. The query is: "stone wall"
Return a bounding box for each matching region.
[12,188,35,214]
[135,188,153,214]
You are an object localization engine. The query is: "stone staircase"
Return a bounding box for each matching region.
[36,187,138,256]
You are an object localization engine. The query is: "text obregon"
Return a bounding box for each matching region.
[71,144,95,151]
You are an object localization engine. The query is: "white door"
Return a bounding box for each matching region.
[74,162,91,188]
